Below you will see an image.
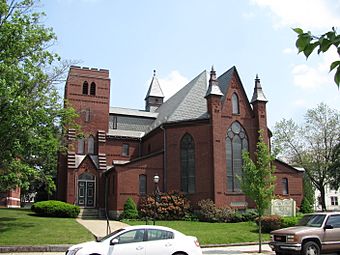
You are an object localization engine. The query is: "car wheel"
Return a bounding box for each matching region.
[302,241,320,255]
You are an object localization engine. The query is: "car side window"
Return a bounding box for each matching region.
[146,229,174,241]
[326,215,340,228]
[117,229,145,244]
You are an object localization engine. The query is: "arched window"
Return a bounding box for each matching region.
[87,135,95,154]
[282,178,289,195]
[139,175,147,195]
[232,93,240,114]
[79,172,95,180]
[90,82,96,96]
[180,133,195,193]
[77,138,85,154]
[82,81,89,95]
[226,122,248,192]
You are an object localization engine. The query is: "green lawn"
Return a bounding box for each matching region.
[0,208,94,245]
[122,220,270,245]
[0,208,269,246]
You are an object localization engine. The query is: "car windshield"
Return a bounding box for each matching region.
[97,228,125,242]
[297,214,326,227]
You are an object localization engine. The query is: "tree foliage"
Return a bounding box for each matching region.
[293,27,340,88]
[300,174,314,213]
[0,0,77,194]
[241,130,276,253]
[273,103,340,211]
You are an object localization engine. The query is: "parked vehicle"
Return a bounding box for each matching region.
[66,225,202,255]
[269,212,340,255]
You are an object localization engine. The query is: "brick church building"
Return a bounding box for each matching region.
[56,65,303,218]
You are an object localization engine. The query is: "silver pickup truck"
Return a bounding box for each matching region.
[269,212,340,255]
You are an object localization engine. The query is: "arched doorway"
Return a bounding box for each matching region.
[77,173,96,207]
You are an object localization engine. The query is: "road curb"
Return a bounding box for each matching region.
[0,245,70,253]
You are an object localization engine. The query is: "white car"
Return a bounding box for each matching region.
[66,225,203,255]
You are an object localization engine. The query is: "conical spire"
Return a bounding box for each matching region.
[145,70,164,100]
[250,74,267,103]
[205,66,223,97]
[145,70,164,112]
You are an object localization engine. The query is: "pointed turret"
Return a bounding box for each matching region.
[205,66,224,206]
[145,70,164,112]
[250,74,267,103]
[205,66,223,97]
[251,74,269,145]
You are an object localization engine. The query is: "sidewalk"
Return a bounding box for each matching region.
[76,218,129,238]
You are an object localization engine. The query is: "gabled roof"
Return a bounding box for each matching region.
[218,66,235,102]
[75,155,99,169]
[147,70,208,131]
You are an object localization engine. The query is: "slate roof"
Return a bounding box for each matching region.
[110,107,158,118]
[147,70,209,131]
[217,66,236,103]
[109,67,245,136]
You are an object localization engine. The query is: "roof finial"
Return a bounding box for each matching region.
[255,74,261,88]
[210,65,216,80]
[153,69,156,77]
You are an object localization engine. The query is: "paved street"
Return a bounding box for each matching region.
[0,244,274,255]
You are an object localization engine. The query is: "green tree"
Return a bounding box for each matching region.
[273,103,340,211]
[241,130,276,253]
[121,197,138,219]
[329,142,340,190]
[0,0,77,195]
[300,174,315,213]
[293,27,340,88]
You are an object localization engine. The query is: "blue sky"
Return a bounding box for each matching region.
[43,0,340,129]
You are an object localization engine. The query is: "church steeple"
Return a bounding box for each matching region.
[145,70,164,112]
[250,74,268,103]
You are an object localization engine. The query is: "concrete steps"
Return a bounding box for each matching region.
[78,208,99,219]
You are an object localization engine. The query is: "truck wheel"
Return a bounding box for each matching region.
[302,241,320,255]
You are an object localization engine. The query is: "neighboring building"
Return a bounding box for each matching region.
[315,185,340,211]
[0,187,21,208]
[56,65,304,218]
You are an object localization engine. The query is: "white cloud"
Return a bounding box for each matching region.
[291,48,338,89]
[251,0,340,30]
[283,48,295,54]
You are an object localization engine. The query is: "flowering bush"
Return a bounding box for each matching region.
[139,191,190,220]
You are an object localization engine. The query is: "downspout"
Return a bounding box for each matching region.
[160,125,167,192]
[104,170,111,235]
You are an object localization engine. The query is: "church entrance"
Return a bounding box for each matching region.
[77,173,95,208]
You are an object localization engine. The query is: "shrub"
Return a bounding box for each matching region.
[240,209,258,221]
[31,200,80,218]
[139,191,190,220]
[281,215,303,228]
[257,215,282,233]
[121,197,138,219]
[196,199,235,223]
